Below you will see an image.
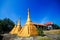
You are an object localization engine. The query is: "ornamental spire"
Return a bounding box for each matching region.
[27,8,31,22]
[17,18,21,26]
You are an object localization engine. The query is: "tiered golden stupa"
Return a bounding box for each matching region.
[9,19,21,35]
[17,8,38,37]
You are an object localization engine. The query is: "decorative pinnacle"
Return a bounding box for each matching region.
[27,8,31,22]
[17,18,21,26]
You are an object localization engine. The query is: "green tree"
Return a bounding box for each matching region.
[0,18,15,33]
[52,24,60,29]
[37,27,44,36]
[0,19,3,33]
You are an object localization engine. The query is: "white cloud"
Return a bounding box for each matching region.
[40,17,49,24]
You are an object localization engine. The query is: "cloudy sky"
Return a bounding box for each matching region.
[0,0,60,26]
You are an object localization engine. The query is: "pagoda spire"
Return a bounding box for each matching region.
[26,8,31,24]
[27,8,31,22]
[16,18,21,30]
[17,18,21,26]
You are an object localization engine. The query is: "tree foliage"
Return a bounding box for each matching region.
[37,27,44,36]
[52,24,60,29]
[0,18,15,33]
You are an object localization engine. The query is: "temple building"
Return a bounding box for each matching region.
[9,19,21,35]
[9,8,60,37]
[17,8,38,37]
[10,8,54,37]
[46,22,53,30]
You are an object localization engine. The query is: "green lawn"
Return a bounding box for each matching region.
[38,36,51,40]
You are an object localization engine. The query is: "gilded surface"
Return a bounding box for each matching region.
[17,8,38,37]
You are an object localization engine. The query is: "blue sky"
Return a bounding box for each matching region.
[0,0,60,26]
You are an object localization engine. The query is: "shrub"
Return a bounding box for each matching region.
[37,27,44,36]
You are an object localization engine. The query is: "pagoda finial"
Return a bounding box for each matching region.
[27,8,31,22]
[17,18,21,26]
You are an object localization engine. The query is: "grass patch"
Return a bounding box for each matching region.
[38,36,51,40]
[44,29,60,34]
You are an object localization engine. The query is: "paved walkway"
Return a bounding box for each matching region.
[14,37,37,40]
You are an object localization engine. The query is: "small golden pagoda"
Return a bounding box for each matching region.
[17,8,38,37]
[9,25,16,34]
[9,19,21,35]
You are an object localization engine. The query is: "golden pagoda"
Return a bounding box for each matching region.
[9,25,17,34]
[9,19,21,35]
[17,8,38,37]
